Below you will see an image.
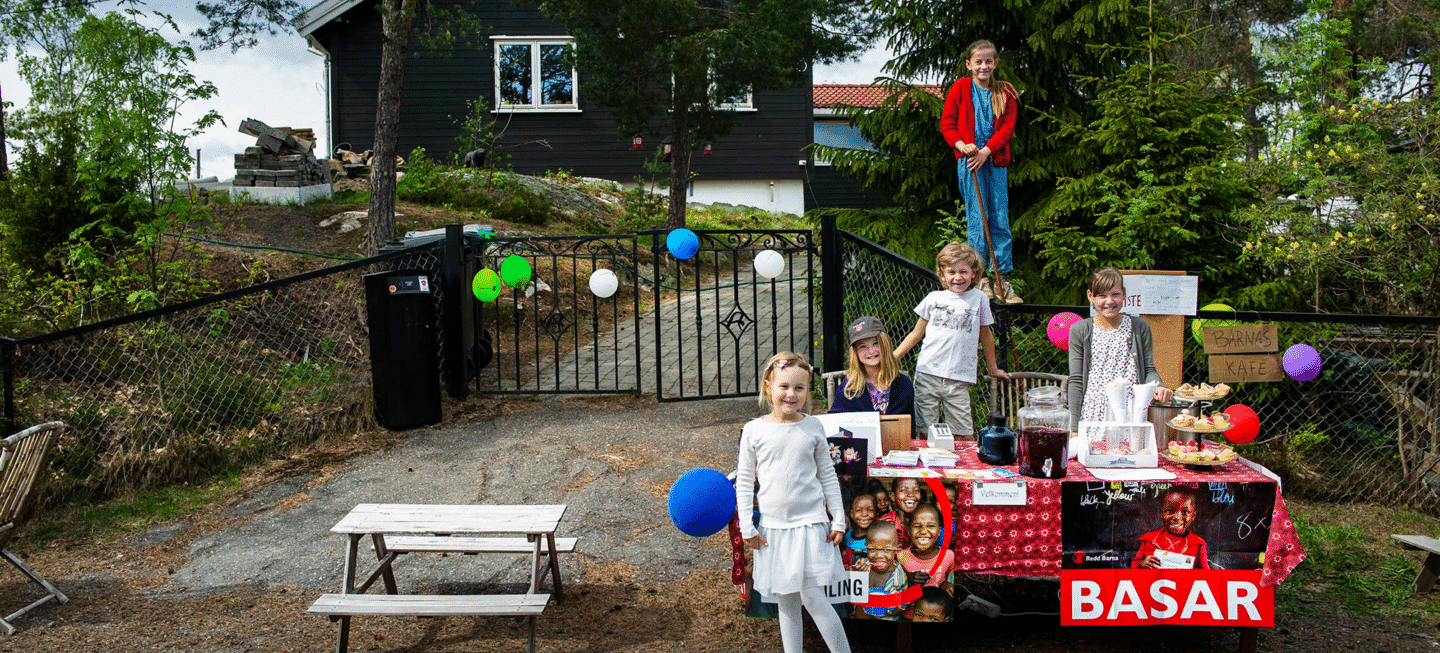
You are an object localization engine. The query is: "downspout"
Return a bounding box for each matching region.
[306,35,333,157]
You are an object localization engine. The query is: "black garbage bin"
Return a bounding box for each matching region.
[364,270,441,429]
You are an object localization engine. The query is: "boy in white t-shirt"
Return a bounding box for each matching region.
[894,242,1010,436]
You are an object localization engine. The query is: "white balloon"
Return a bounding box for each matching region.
[754,249,786,279]
[589,268,619,298]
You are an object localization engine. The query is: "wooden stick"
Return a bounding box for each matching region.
[969,166,1019,369]
[968,167,1003,296]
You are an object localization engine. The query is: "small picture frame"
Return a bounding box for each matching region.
[827,436,868,478]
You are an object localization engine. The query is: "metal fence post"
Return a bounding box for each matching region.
[646,230,665,399]
[442,224,468,399]
[821,213,844,373]
[1,337,14,434]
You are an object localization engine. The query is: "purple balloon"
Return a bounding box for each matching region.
[1283,344,1323,382]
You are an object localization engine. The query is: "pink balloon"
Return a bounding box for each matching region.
[1048,312,1083,351]
[1224,404,1260,445]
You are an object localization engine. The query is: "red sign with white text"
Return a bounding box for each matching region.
[1061,569,1273,627]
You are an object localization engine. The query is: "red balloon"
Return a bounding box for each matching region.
[1224,404,1260,445]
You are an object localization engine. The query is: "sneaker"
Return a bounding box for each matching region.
[976,276,997,300]
[999,278,1024,304]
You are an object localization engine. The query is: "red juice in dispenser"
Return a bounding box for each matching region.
[1017,426,1068,478]
[1017,386,1069,479]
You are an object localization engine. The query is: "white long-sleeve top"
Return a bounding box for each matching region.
[734,415,846,540]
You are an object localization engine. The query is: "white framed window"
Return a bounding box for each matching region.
[715,84,754,111]
[492,36,579,112]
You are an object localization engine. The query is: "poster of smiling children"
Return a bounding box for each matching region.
[1059,481,1276,571]
[743,474,960,622]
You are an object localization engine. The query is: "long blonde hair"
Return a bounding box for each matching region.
[965,39,1014,119]
[758,351,815,413]
[844,332,899,399]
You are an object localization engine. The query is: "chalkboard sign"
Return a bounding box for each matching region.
[1061,481,1276,570]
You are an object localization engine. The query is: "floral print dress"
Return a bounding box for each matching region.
[1080,315,1139,422]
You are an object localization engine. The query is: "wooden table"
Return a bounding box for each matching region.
[730,442,1307,653]
[309,504,571,653]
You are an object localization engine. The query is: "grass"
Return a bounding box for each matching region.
[1279,499,1440,625]
[23,470,244,547]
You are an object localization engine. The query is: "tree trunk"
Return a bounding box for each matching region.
[365,0,418,255]
[1240,28,1260,161]
[0,78,8,181]
[1326,0,1356,108]
[666,105,692,230]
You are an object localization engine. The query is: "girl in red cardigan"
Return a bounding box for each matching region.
[939,39,1021,303]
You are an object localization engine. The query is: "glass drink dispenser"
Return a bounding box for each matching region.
[1017,386,1070,479]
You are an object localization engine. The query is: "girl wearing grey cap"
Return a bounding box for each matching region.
[830,316,915,436]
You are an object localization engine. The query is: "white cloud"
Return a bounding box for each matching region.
[815,46,897,85]
[0,1,325,181]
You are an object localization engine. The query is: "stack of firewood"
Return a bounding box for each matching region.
[232,119,329,188]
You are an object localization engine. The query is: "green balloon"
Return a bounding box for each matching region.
[500,255,532,288]
[472,269,502,302]
[1191,302,1240,344]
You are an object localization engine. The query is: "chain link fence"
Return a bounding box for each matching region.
[1,243,443,510]
[834,229,1440,513]
[4,223,1438,515]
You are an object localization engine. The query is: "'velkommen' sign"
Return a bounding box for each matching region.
[1062,569,1273,626]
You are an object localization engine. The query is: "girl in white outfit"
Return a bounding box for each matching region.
[735,351,852,653]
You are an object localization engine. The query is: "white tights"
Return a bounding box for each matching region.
[774,586,852,653]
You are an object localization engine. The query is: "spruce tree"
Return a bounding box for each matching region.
[814,0,1146,290]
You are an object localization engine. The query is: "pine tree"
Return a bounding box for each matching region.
[814,0,1146,285]
[1031,24,1257,301]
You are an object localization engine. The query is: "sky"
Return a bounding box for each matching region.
[0,2,894,181]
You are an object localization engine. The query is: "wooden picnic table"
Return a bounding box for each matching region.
[310,503,572,653]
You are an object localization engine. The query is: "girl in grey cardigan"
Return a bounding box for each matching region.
[1066,267,1174,429]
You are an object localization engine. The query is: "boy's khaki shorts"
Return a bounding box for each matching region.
[913,372,974,436]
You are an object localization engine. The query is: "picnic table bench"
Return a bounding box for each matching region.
[1392,534,1440,592]
[308,504,573,653]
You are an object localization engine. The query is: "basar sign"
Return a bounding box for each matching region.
[1061,569,1273,626]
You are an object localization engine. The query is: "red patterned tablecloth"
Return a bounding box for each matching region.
[729,441,1306,588]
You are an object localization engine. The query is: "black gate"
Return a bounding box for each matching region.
[647,229,817,401]
[473,234,642,394]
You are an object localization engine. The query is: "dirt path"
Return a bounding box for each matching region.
[3,396,1435,652]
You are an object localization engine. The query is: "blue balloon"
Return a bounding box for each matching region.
[667,468,735,537]
[667,228,700,260]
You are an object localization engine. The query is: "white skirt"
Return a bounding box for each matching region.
[751,522,846,597]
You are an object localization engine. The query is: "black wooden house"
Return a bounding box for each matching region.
[297,0,813,215]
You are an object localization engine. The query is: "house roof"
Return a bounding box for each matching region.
[296,0,365,37]
[813,84,944,109]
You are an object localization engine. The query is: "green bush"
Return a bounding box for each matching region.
[0,113,141,274]
[396,148,551,224]
[167,362,276,433]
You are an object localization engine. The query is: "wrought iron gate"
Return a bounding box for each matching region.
[474,234,642,394]
[647,229,817,401]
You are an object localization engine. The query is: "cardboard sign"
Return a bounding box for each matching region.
[1202,324,1278,355]
[1208,354,1284,383]
[1119,275,1199,316]
[821,571,870,605]
[1062,569,1274,626]
[1120,271,1189,389]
